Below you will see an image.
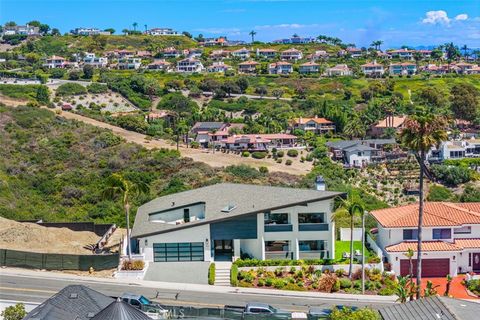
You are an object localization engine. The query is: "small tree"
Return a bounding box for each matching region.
[36,85,50,104]
[1,303,26,320]
[83,64,94,79]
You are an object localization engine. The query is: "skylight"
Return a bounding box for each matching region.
[221,204,237,213]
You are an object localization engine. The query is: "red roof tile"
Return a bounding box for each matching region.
[385,241,461,253]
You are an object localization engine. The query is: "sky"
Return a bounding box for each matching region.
[1,0,479,48]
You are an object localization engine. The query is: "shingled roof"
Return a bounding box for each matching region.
[91,298,151,320]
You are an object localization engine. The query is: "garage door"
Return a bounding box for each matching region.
[400,258,450,277]
[153,242,204,262]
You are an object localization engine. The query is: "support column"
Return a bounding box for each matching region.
[233,239,241,261]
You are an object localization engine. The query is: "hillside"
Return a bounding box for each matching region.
[0,104,302,226]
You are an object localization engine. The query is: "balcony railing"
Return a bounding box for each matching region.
[265,251,293,260]
[299,251,329,260]
[264,224,293,232]
[299,223,329,232]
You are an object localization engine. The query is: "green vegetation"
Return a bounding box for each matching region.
[430,164,473,186]
[330,307,380,320]
[0,84,46,101]
[0,303,26,320]
[334,241,372,262]
[87,83,108,94]
[56,83,87,96]
[208,263,215,285]
[427,185,455,201]
[230,264,239,286]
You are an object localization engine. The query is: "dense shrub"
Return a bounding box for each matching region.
[0,84,42,100]
[87,83,108,94]
[276,151,285,157]
[230,264,238,286]
[330,307,380,320]
[430,164,472,186]
[287,149,298,157]
[285,160,292,166]
[225,165,262,180]
[251,152,267,159]
[339,278,352,289]
[56,83,87,96]
[241,151,250,157]
[208,263,215,285]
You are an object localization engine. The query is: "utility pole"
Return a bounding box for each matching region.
[361,210,367,294]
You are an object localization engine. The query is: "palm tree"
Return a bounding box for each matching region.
[332,192,364,278]
[144,24,148,33]
[103,174,149,260]
[174,119,189,150]
[343,116,366,139]
[132,22,138,32]
[400,109,448,298]
[249,30,257,43]
[122,28,129,36]
[461,44,469,58]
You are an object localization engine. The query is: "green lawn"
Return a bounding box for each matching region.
[335,241,371,262]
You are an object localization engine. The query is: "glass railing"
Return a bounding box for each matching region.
[264,224,293,232]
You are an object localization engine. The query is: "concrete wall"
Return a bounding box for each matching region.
[340,228,362,241]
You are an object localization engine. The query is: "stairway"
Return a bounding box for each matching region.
[214,261,232,286]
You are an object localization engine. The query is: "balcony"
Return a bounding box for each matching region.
[264,224,293,232]
[265,251,294,260]
[299,223,329,232]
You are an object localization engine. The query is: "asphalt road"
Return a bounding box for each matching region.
[0,274,393,312]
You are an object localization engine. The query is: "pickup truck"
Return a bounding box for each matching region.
[225,303,293,319]
[119,293,169,319]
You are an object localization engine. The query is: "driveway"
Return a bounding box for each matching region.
[418,276,479,300]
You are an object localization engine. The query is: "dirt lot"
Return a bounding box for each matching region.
[0,217,100,254]
[58,92,137,113]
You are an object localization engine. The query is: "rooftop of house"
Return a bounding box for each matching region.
[131,183,342,238]
[292,117,333,124]
[370,202,480,228]
[238,60,259,66]
[191,122,227,131]
[300,62,320,66]
[91,298,151,320]
[379,296,480,320]
[282,48,302,53]
[327,64,350,70]
[385,240,461,253]
[361,62,384,67]
[325,139,396,151]
[270,61,293,67]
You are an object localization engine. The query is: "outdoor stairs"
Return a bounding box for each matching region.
[214,261,232,286]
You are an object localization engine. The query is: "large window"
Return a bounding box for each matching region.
[454,226,472,234]
[298,213,325,224]
[153,242,204,262]
[265,240,290,252]
[299,240,327,251]
[264,213,289,225]
[433,228,451,240]
[403,229,418,240]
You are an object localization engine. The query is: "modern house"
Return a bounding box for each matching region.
[325,64,352,76]
[370,202,480,277]
[421,64,449,74]
[268,61,293,74]
[428,138,480,162]
[273,36,316,44]
[207,61,231,73]
[326,139,397,167]
[131,183,342,264]
[146,59,171,71]
[290,117,336,134]
[43,55,68,68]
[256,48,277,59]
[176,58,204,73]
[280,48,303,61]
[190,122,230,135]
[307,50,329,61]
[231,47,250,60]
[218,134,299,151]
[145,27,179,35]
[117,57,141,70]
[70,27,109,36]
[389,62,417,75]
[369,115,407,138]
[299,62,320,74]
[361,61,385,77]
[388,49,414,60]
[454,63,480,75]
[83,53,108,68]
[238,61,259,74]
[2,24,40,36]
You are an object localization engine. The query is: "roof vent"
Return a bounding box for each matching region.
[69,293,78,299]
[221,204,237,213]
[87,312,95,318]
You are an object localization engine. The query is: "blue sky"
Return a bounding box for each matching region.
[1,0,479,48]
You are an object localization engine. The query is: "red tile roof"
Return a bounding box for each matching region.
[292,117,333,124]
[300,62,319,66]
[239,61,259,66]
[370,202,480,228]
[454,238,480,249]
[385,241,461,253]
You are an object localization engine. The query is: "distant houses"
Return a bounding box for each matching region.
[2,24,40,36]
[238,60,259,74]
[325,64,352,76]
[290,117,336,134]
[280,48,303,61]
[361,61,385,77]
[389,62,417,75]
[117,57,142,70]
[145,27,180,36]
[299,62,320,74]
[146,59,171,71]
[268,61,293,74]
[83,52,108,68]
[231,47,250,60]
[70,27,110,36]
[176,58,204,73]
[369,115,407,137]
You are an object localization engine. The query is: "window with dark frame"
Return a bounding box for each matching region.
[298,213,325,224]
[153,242,204,262]
[432,228,451,240]
[403,229,418,240]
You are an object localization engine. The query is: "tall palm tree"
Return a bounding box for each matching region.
[249,30,257,43]
[132,22,138,31]
[400,109,448,298]
[122,28,129,36]
[461,44,469,58]
[332,192,365,278]
[144,24,148,33]
[174,119,189,150]
[343,116,366,139]
[103,174,149,260]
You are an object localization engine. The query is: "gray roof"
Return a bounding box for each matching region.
[132,183,342,238]
[191,122,225,131]
[91,299,151,320]
[379,296,480,320]
[25,285,114,320]
[326,139,396,151]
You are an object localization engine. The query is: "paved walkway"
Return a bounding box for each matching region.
[418,276,480,300]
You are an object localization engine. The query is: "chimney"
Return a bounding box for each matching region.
[315,176,326,191]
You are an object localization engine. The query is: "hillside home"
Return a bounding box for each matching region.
[107,49,134,58]
[176,58,204,73]
[83,53,108,68]
[132,183,342,269]
[290,117,335,134]
[193,123,245,147]
[186,48,203,59]
[256,48,277,59]
[388,49,414,60]
[268,61,293,74]
[421,64,449,74]
[231,47,250,60]
[325,64,352,76]
[389,62,417,75]
[280,48,303,61]
[346,48,363,58]
[70,27,109,36]
[43,55,68,68]
[190,122,230,135]
[307,50,328,61]
[416,50,432,59]
[428,138,480,162]
[273,36,316,44]
[136,50,153,58]
[369,115,407,137]
[117,57,141,70]
[145,28,179,35]
[2,24,40,36]
[299,62,320,74]
[206,62,231,73]
[370,202,480,277]
[326,139,397,167]
[454,63,480,75]
[238,61,259,74]
[219,134,298,151]
[361,61,385,77]
[163,47,182,58]
[209,49,230,60]
[146,59,171,71]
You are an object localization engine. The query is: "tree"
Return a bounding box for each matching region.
[332,192,364,278]
[5,21,16,27]
[82,64,94,79]
[103,174,149,259]
[39,24,50,34]
[1,303,26,320]
[132,22,138,31]
[343,116,366,139]
[400,109,448,298]
[182,31,192,38]
[461,44,469,58]
[174,119,189,150]
[450,83,479,121]
[36,85,50,104]
[236,77,249,93]
[249,30,257,43]
[51,28,61,36]
[104,28,115,34]
[27,20,41,27]
[272,89,284,100]
[122,28,129,35]
[255,85,268,97]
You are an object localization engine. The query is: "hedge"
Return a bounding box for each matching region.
[56,83,87,96]
[233,258,335,267]
[208,263,215,285]
[251,151,267,159]
[287,149,298,157]
[230,264,238,286]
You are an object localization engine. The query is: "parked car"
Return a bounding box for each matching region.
[225,303,292,319]
[308,305,358,319]
[120,293,169,317]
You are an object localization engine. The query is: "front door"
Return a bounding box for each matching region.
[473,253,480,272]
[214,240,233,261]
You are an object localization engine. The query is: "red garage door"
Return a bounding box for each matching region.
[400,259,450,277]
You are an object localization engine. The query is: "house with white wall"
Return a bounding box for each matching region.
[256,48,277,59]
[131,183,342,266]
[290,117,335,134]
[117,57,141,70]
[83,53,108,68]
[299,62,320,74]
[370,202,480,277]
[146,59,171,71]
[280,48,303,61]
[325,64,352,76]
[268,61,293,74]
[176,58,204,73]
[207,62,231,73]
[361,61,385,77]
[43,56,68,68]
[145,28,179,35]
[428,138,480,162]
[389,62,417,75]
[238,61,259,74]
[231,47,250,60]
[326,139,397,167]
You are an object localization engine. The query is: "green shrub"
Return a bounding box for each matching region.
[87,83,108,94]
[378,287,395,296]
[287,149,298,157]
[274,279,287,289]
[56,83,87,96]
[285,159,292,166]
[208,263,215,285]
[339,278,352,289]
[257,278,265,287]
[242,151,250,157]
[251,151,267,159]
[277,151,284,157]
[335,268,345,277]
[259,166,269,174]
[225,165,262,180]
[330,307,380,320]
[265,277,274,287]
[332,279,340,292]
[284,283,306,291]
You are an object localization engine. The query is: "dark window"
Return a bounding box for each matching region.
[403,229,418,240]
[130,300,141,307]
[265,240,289,252]
[298,213,325,224]
[183,208,190,223]
[264,213,289,225]
[299,240,326,251]
[454,226,471,234]
[433,228,451,240]
[153,242,204,262]
[469,253,472,267]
